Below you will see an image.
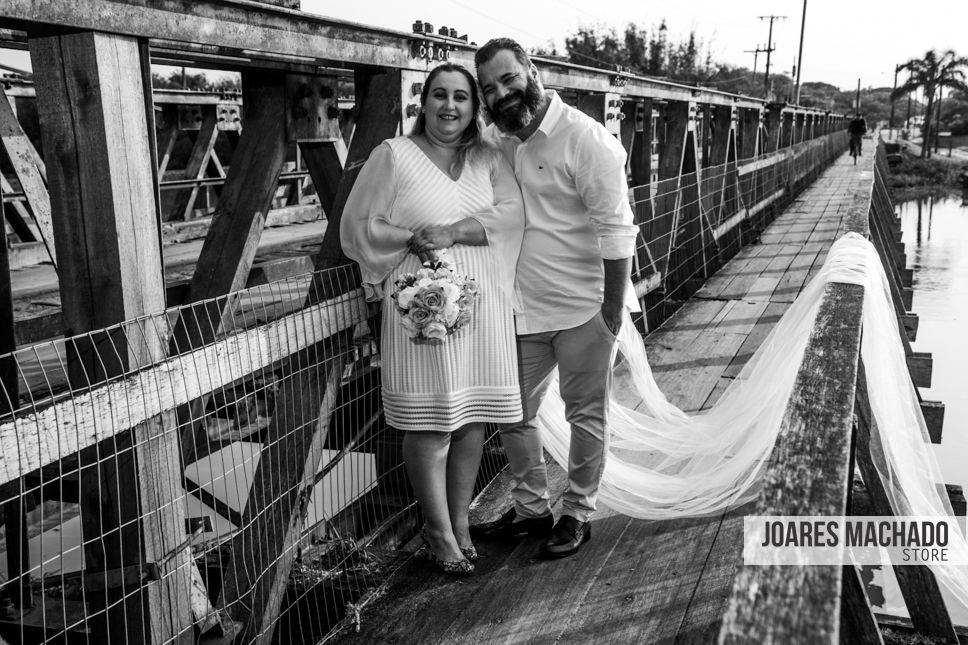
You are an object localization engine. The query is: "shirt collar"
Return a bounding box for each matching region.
[535,91,563,137]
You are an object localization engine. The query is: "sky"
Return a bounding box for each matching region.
[298,0,968,91]
[2,1,966,92]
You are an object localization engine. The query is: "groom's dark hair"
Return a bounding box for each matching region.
[474,37,532,71]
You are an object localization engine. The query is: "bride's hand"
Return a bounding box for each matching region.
[409,225,455,255]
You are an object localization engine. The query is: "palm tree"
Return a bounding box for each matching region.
[891,50,968,158]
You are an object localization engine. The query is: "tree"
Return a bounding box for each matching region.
[891,49,968,157]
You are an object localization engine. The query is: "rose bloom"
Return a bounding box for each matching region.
[400,316,419,338]
[424,321,448,340]
[441,281,460,301]
[397,286,417,309]
[420,285,446,311]
[442,301,460,326]
[409,306,432,326]
[464,278,480,296]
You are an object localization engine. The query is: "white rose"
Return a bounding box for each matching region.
[441,282,461,301]
[442,302,460,326]
[416,277,433,289]
[401,316,419,338]
[424,321,447,340]
[397,286,417,309]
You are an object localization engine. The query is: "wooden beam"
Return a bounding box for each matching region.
[718,282,864,645]
[0,87,55,268]
[907,351,932,388]
[28,30,191,643]
[299,141,343,216]
[899,313,918,342]
[0,289,366,484]
[839,565,885,645]
[171,70,288,351]
[313,68,402,275]
[170,105,219,221]
[156,104,179,176]
[627,99,652,187]
[0,173,40,243]
[218,355,346,643]
[921,400,944,444]
[0,186,31,611]
[653,101,689,278]
[853,359,958,642]
[764,108,783,154]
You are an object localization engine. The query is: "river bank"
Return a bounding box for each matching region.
[888,151,968,198]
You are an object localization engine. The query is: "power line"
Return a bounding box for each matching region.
[757,14,786,94]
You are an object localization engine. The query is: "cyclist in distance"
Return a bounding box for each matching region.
[848,113,868,159]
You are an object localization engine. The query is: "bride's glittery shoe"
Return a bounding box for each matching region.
[419,530,474,576]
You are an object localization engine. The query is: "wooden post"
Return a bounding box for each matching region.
[840,565,885,644]
[156,104,179,177]
[710,106,738,226]
[0,181,31,611]
[719,282,864,644]
[170,105,219,221]
[765,107,783,154]
[738,108,760,217]
[29,29,192,644]
[314,69,403,274]
[853,360,959,643]
[653,101,690,278]
[700,104,713,168]
[217,68,402,643]
[783,111,795,148]
[170,69,289,353]
[300,142,343,215]
[0,89,56,268]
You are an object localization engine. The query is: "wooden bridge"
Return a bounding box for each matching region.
[333,146,960,645]
[0,2,959,644]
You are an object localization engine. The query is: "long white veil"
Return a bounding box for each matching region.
[538,232,968,605]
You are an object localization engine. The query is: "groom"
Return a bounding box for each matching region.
[473,38,639,557]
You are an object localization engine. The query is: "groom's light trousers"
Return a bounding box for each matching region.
[500,311,619,522]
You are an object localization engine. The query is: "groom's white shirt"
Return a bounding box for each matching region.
[486,91,640,334]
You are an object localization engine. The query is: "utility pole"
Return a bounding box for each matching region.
[905,92,912,133]
[758,15,786,94]
[744,45,768,85]
[794,0,807,104]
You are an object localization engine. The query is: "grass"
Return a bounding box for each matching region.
[888,151,968,190]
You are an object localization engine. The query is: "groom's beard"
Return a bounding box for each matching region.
[488,75,543,134]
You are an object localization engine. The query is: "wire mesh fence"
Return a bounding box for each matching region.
[630,130,848,332]
[0,129,847,645]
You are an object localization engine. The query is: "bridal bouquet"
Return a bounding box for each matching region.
[392,250,479,343]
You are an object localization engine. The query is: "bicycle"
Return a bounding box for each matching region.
[849,134,863,164]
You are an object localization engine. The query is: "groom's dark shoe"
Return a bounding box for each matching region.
[539,515,591,558]
[472,508,554,541]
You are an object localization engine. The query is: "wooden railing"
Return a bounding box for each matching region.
[717,143,958,644]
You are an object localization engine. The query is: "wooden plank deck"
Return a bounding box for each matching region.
[335,152,873,644]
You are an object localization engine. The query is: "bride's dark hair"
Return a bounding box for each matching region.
[411,63,485,173]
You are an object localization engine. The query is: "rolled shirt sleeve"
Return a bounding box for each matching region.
[573,127,639,260]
